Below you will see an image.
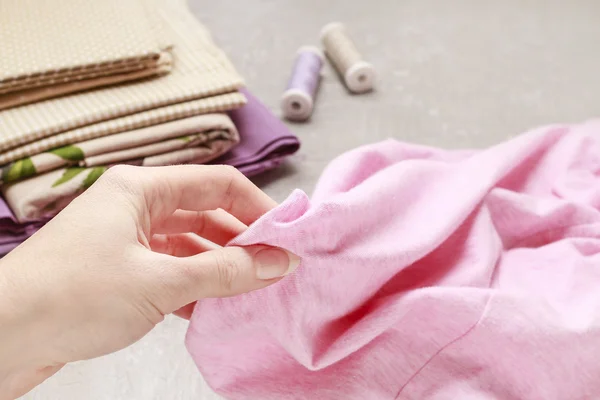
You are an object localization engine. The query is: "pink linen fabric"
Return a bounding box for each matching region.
[187,121,600,400]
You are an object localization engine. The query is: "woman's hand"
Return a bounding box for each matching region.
[0,165,299,399]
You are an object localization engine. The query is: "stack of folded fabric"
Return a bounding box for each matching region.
[0,0,300,255]
[0,0,173,110]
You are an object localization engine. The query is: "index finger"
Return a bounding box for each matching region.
[99,164,277,225]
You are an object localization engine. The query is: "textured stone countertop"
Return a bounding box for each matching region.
[24,0,600,398]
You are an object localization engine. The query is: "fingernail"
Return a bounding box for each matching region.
[254,248,301,280]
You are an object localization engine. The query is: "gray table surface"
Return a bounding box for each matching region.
[23,0,600,398]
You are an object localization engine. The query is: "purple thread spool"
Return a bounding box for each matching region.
[281,46,324,121]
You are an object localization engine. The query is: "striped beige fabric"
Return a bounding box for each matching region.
[0,92,246,164]
[0,0,173,107]
[0,55,173,111]
[0,0,244,154]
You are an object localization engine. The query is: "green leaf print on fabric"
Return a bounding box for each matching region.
[48,145,85,161]
[2,158,36,183]
[82,167,107,189]
[50,166,106,189]
[178,135,193,143]
[52,167,86,187]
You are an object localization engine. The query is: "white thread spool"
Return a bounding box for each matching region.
[281,46,324,121]
[320,22,375,93]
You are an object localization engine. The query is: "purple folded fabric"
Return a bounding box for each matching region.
[0,233,38,254]
[0,230,35,245]
[0,242,19,255]
[0,89,300,256]
[0,197,42,256]
[219,89,300,176]
[0,198,42,256]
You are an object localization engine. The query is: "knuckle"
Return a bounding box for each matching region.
[217,164,240,178]
[98,165,136,189]
[163,234,177,255]
[192,211,207,236]
[218,165,244,188]
[215,165,243,211]
[136,254,178,318]
[102,164,136,180]
[95,165,145,202]
[214,252,241,292]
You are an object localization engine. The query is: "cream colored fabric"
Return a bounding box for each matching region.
[0,55,173,110]
[79,114,237,166]
[0,0,173,107]
[2,115,240,223]
[0,113,242,183]
[0,92,245,164]
[0,0,244,154]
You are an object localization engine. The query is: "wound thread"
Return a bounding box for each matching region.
[281,46,324,121]
[320,22,375,94]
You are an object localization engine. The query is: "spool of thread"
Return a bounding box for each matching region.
[281,46,324,121]
[320,22,375,93]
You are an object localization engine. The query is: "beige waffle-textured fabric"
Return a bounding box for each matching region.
[0,92,246,164]
[0,0,173,107]
[0,54,173,110]
[0,0,244,155]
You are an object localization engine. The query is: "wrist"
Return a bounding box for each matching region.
[0,257,40,377]
[0,253,65,399]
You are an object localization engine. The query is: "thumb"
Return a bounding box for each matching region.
[152,245,300,314]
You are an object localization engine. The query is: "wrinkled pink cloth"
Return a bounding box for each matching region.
[187,122,600,400]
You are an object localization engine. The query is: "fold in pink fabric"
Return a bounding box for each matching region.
[187,122,600,400]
